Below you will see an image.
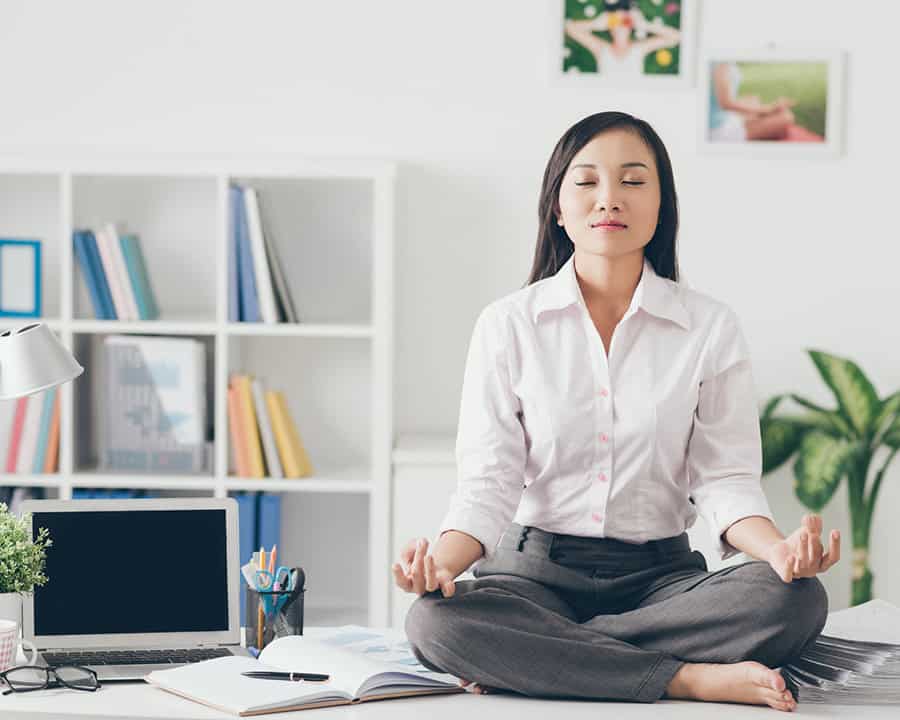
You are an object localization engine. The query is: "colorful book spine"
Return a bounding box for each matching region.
[94,225,132,320]
[32,389,56,474]
[233,375,265,478]
[43,391,61,473]
[83,231,117,319]
[103,223,140,321]
[228,186,242,322]
[251,378,283,479]
[227,386,250,477]
[265,390,313,478]
[5,397,29,473]
[119,234,160,320]
[234,185,261,322]
[16,397,42,474]
[73,231,108,319]
[242,186,278,323]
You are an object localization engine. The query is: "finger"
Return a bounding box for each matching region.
[802,514,817,534]
[808,527,821,566]
[400,539,417,568]
[820,530,841,571]
[410,540,426,594]
[797,518,809,572]
[424,555,437,593]
[392,563,412,592]
[782,554,795,582]
[440,574,456,598]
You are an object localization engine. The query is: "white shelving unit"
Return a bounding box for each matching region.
[0,154,395,627]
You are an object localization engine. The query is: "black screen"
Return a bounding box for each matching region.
[32,509,229,636]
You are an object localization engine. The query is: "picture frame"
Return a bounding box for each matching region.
[554,0,699,88]
[698,47,846,158]
[0,239,42,318]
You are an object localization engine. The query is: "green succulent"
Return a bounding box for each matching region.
[0,503,52,594]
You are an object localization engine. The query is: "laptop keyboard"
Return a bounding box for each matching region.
[42,647,233,666]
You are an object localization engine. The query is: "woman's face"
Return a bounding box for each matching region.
[556,128,661,261]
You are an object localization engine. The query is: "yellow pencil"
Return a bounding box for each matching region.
[257,604,264,650]
[259,547,266,573]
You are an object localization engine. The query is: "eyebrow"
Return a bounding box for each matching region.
[571,162,649,170]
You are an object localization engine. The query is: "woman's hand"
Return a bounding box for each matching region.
[766,514,840,583]
[392,538,457,597]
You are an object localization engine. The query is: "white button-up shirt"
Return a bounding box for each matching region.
[439,254,773,564]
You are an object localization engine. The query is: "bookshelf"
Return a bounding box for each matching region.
[0,154,395,627]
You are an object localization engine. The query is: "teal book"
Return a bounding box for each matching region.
[119,234,160,320]
[31,388,56,474]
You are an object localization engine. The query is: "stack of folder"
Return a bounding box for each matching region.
[227,374,313,479]
[0,389,60,475]
[73,225,160,321]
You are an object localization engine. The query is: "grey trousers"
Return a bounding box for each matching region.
[405,523,828,703]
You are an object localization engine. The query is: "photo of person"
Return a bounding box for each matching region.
[708,61,826,143]
[700,50,845,156]
[563,0,687,79]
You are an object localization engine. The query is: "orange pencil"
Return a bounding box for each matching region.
[257,604,264,650]
[268,545,277,574]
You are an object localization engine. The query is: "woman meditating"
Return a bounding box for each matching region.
[394,111,837,712]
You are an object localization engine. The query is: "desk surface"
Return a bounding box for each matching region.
[1,627,893,720]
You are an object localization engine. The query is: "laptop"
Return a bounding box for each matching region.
[21,497,251,681]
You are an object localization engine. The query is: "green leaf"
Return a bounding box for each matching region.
[788,393,852,437]
[761,394,786,420]
[808,350,880,437]
[792,432,854,511]
[873,391,900,446]
[761,417,807,474]
[883,421,900,449]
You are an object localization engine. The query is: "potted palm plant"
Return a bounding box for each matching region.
[760,350,898,605]
[0,503,52,625]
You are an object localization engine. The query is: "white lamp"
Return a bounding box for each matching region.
[0,323,83,400]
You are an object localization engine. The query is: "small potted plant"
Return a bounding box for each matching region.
[0,503,52,625]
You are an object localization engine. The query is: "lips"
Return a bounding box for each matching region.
[591,221,627,228]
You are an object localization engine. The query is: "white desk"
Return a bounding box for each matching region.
[1,626,891,719]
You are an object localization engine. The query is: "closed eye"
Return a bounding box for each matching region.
[574,181,646,186]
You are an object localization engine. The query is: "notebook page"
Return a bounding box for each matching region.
[146,656,349,714]
[821,600,900,644]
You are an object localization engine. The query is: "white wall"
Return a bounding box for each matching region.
[2,0,897,610]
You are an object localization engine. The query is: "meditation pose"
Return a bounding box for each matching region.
[394,111,838,712]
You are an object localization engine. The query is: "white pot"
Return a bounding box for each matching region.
[0,592,23,627]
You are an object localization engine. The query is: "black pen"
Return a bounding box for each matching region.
[242,671,330,682]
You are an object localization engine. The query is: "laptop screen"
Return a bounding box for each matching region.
[31,508,229,636]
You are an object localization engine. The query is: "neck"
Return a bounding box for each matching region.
[574,250,644,309]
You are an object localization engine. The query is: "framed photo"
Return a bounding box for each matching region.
[0,239,42,318]
[698,48,845,158]
[555,0,698,87]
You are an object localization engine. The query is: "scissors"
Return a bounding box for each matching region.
[255,567,292,615]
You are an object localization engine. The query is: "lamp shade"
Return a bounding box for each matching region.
[0,323,83,400]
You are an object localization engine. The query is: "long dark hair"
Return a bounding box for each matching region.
[527,111,679,285]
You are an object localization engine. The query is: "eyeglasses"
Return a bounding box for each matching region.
[0,665,100,695]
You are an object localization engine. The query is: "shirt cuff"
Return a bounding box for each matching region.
[702,484,775,560]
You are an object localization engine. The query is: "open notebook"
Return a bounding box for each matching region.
[146,626,463,716]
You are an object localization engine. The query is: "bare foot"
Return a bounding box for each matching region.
[458,678,491,694]
[666,661,796,712]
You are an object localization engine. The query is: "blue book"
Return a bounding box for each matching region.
[32,388,56,474]
[73,232,107,319]
[83,230,117,319]
[257,493,281,560]
[228,186,242,322]
[234,185,260,322]
[235,492,256,619]
[119,234,160,320]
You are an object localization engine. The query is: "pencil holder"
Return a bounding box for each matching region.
[244,574,305,654]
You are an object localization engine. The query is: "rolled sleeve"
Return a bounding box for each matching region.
[438,303,526,568]
[688,310,773,560]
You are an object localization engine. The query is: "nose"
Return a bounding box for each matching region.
[593,195,622,213]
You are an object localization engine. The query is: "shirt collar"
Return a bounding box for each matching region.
[531,254,691,330]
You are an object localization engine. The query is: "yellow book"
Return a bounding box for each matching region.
[265,390,313,478]
[233,374,265,478]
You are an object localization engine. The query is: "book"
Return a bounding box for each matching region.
[73,231,112,319]
[252,378,283,478]
[783,599,900,704]
[257,494,280,559]
[42,391,61,473]
[227,386,250,477]
[265,391,313,478]
[119,233,160,320]
[254,192,298,323]
[32,388,56,474]
[242,186,279,324]
[234,185,261,322]
[235,492,257,619]
[146,626,462,716]
[94,225,133,320]
[228,185,242,322]
[103,223,141,321]
[83,230,117,319]
[233,375,265,478]
[5,396,28,472]
[15,394,42,474]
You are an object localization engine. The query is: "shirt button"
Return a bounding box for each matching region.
[599,433,608,442]
[599,388,609,397]
[597,472,607,482]
[591,512,603,522]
